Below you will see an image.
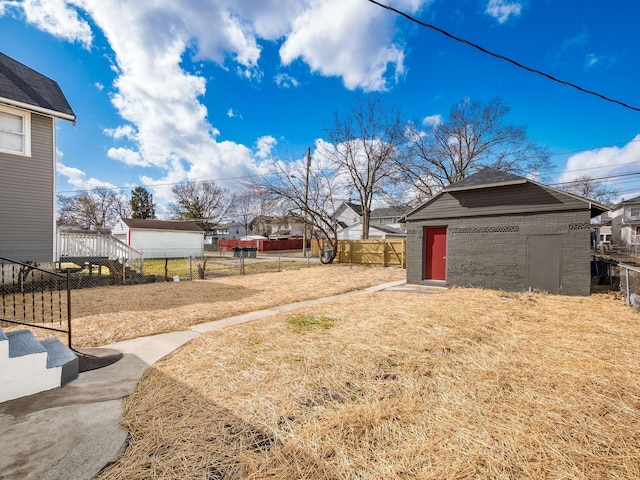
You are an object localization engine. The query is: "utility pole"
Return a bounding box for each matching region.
[302,147,311,257]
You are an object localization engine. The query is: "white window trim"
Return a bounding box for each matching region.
[0,104,31,157]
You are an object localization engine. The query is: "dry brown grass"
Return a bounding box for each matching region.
[97,287,640,479]
[64,264,404,348]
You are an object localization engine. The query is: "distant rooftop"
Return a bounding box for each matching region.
[122,218,203,232]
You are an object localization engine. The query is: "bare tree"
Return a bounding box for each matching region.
[56,188,130,230]
[169,180,233,231]
[230,189,277,236]
[249,156,342,263]
[558,175,618,205]
[323,97,405,239]
[399,98,551,200]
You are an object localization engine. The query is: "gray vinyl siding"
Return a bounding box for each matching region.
[408,183,588,221]
[0,113,55,262]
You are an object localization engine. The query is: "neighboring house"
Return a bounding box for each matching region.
[270,213,304,238]
[112,218,204,258]
[369,206,407,229]
[0,52,75,262]
[610,196,640,246]
[403,168,607,296]
[334,201,363,228]
[248,215,274,238]
[337,222,406,240]
[205,222,247,243]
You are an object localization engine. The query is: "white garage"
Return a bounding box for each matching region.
[112,219,204,259]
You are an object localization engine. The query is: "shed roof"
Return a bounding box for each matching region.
[404,168,608,221]
[122,218,203,232]
[0,52,75,122]
[443,168,526,192]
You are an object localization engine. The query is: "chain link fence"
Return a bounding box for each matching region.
[593,258,640,308]
[1,251,321,291]
[146,252,319,282]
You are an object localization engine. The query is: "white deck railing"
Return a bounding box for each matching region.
[56,230,143,273]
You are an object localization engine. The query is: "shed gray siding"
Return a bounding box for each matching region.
[406,210,592,295]
[0,113,55,262]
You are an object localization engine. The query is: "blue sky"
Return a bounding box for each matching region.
[1,0,639,214]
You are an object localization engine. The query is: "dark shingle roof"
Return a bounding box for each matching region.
[444,168,526,191]
[373,224,406,235]
[0,52,75,121]
[345,202,363,215]
[122,218,203,232]
[370,206,407,218]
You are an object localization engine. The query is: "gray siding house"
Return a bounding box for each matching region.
[403,168,606,296]
[0,52,75,262]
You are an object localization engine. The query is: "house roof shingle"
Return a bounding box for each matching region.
[370,206,407,218]
[444,168,526,191]
[122,218,203,232]
[0,52,75,122]
[345,202,363,216]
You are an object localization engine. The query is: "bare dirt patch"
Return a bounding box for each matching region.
[97,287,640,479]
[65,264,405,348]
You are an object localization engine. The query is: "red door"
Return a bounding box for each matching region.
[424,227,447,280]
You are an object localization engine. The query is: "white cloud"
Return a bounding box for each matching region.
[104,124,136,140]
[16,0,93,47]
[555,136,640,199]
[584,52,617,70]
[485,0,522,24]
[422,114,443,127]
[255,135,277,160]
[57,162,117,190]
[274,73,299,88]
[280,0,419,91]
[227,107,242,119]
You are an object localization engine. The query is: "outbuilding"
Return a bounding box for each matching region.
[112,218,204,259]
[403,168,607,296]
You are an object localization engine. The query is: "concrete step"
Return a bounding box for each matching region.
[41,339,79,385]
[6,329,46,358]
[0,328,79,403]
[0,328,8,359]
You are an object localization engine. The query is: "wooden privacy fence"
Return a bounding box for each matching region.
[336,239,406,268]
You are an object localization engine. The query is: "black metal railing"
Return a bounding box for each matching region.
[0,257,72,348]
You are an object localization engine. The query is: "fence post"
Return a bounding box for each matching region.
[383,239,387,267]
[189,256,193,281]
[626,267,630,306]
[66,270,72,349]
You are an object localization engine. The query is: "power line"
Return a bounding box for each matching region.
[367,0,640,112]
[548,171,640,187]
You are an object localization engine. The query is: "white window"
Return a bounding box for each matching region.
[630,207,640,219]
[0,105,31,156]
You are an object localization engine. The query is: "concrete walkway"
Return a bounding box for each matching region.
[0,280,410,480]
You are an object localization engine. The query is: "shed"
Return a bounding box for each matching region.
[112,219,204,259]
[403,168,607,296]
